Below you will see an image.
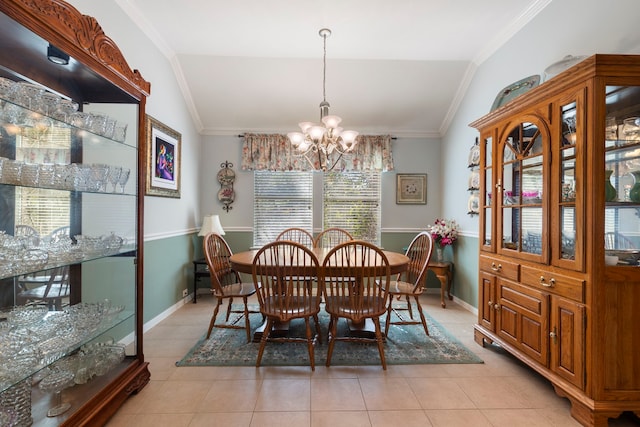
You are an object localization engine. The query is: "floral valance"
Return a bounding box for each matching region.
[241,133,394,172]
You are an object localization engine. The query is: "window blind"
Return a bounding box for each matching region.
[253,171,312,247]
[15,126,71,236]
[323,171,381,245]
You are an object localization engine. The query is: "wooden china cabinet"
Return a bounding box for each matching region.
[471,54,640,426]
[0,0,149,425]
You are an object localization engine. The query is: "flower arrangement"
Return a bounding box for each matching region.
[429,218,460,247]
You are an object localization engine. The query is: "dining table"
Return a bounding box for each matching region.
[230,246,410,342]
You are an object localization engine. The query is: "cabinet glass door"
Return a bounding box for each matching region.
[481,133,493,250]
[498,120,547,262]
[604,85,640,267]
[554,93,585,271]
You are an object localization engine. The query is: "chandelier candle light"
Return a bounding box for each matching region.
[287,28,359,171]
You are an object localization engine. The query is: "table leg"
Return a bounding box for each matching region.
[193,275,197,303]
[437,274,447,308]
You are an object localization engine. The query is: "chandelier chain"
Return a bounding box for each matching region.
[322,30,327,104]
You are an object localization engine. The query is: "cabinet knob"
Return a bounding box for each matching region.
[491,263,502,272]
[494,303,500,311]
[488,300,493,307]
[539,276,556,287]
[550,327,558,344]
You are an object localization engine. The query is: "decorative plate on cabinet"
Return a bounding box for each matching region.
[490,75,540,112]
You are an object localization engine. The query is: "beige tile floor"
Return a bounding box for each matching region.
[106,293,639,427]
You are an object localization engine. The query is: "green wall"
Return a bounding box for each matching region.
[142,231,480,325]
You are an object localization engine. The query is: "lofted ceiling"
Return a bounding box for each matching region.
[116,0,552,137]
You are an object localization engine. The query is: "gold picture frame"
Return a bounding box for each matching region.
[396,174,427,204]
[145,115,181,198]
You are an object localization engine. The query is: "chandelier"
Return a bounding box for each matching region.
[287,28,359,171]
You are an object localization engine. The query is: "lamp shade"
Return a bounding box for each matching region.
[198,214,225,236]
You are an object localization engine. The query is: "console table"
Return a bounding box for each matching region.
[192,258,210,303]
[428,261,453,308]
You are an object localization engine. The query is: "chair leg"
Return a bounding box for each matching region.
[313,314,322,344]
[256,317,273,368]
[243,296,252,343]
[326,315,338,367]
[304,317,315,371]
[405,295,414,319]
[225,296,234,321]
[372,317,387,370]
[206,298,223,339]
[384,299,394,336]
[414,296,430,336]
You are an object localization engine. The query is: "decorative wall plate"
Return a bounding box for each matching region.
[468,144,480,167]
[467,194,480,215]
[468,171,480,190]
[490,75,540,112]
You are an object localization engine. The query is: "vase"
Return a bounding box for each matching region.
[605,170,617,202]
[435,246,444,263]
[629,171,640,203]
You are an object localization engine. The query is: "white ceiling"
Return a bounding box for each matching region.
[117,0,552,137]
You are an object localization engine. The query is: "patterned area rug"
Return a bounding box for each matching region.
[176,306,483,367]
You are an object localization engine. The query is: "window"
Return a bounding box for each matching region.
[14,126,71,235]
[323,171,381,245]
[253,170,382,247]
[253,171,312,247]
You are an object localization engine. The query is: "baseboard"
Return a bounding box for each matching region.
[120,294,193,346]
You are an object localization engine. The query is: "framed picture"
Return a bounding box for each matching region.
[396,174,427,204]
[145,115,181,198]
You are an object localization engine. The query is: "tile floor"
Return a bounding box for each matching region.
[106,293,639,427]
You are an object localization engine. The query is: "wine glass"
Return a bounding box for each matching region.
[118,168,130,193]
[106,166,121,193]
[38,369,75,417]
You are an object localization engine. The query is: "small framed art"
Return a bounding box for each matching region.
[396,174,427,204]
[145,115,181,198]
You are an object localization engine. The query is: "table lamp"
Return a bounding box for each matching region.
[198,214,225,236]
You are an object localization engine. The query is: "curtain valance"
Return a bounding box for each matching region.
[241,133,394,172]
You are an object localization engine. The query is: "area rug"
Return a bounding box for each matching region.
[176,306,483,367]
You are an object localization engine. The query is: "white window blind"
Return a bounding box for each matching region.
[323,171,381,245]
[15,126,71,236]
[253,171,312,247]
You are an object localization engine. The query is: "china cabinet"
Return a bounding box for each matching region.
[0,0,150,425]
[471,54,640,426]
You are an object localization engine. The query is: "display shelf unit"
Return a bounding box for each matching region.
[0,0,150,425]
[470,54,640,427]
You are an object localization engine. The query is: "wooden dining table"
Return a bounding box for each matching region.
[229,247,410,341]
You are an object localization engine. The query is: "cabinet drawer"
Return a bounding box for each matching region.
[521,265,585,303]
[479,255,519,281]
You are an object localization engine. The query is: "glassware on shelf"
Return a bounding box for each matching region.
[107,166,122,193]
[118,168,130,193]
[38,369,75,417]
[89,163,110,192]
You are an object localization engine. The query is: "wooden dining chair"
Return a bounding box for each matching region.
[276,227,314,249]
[16,265,70,310]
[203,232,260,342]
[313,227,353,248]
[322,240,391,369]
[382,231,433,337]
[252,240,322,370]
